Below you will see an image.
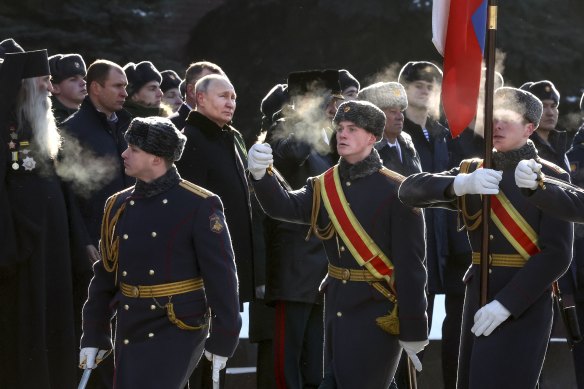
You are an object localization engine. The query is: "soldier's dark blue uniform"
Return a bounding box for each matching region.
[399,143,573,388]
[81,118,241,389]
[252,150,428,388]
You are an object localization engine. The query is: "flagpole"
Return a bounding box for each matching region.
[479,0,498,307]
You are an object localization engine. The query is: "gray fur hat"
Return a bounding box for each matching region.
[333,100,386,141]
[358,82,408,111]
[124,116,186,161]
[494,87,543,128]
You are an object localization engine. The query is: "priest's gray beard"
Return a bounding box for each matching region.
[16,78,61,159]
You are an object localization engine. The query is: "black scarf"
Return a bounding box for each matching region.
[338,148,383,181]
[492,140,538,171]
[133,165,181,198]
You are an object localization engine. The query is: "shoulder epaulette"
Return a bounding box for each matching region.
[538,158,567,175]
[179,180,212,198]
[379,167,406,184]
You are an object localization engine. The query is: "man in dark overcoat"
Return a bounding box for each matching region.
[80,117,241,389]
[399,87,574,388]
[249,100,429,388]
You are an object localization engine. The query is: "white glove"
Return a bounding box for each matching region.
[515,159,542,190]
[399,339,428,372]
[453,169,502,196]
[79,347,108,369]
[248,143,273,180]
[204,350,228,383]
[471,300,511,336]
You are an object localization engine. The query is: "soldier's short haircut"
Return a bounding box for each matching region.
[184,61,224,85]
[86,59,124,90]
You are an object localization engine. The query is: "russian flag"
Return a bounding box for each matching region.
[432,0,487,138]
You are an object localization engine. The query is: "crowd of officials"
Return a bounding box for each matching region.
[1,35,584,389]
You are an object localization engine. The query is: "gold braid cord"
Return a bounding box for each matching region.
[457,159,483,232]
[165,302,207,331]
[305,177,335,241]
[99,194,127,283]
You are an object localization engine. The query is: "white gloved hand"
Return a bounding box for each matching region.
[248,143,273,180]
[398,339,429,372]
[453,169,502,196]
[515,159,542,190]
[204,350,228,383]
[471,300,511,336]
[79,347,108,369]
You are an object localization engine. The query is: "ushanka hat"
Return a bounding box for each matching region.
[398,61,443,84]
[124,116,187,161]
[494,87,543,128]
[123,61,162,97]
[49,53,86,83]
[333,100,386,141]
[520,80,560,106]
[338,69,360,92]
[160,70,182,93]
[358,82,408,111]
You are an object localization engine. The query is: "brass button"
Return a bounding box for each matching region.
[149,269,155,276]
[123,234,128,240]
[148,332,154,338]
[123,304,129,310]
[131,286,139,297]
[342,280,347,284]
[162,199,168,204]
[489,234,494,240]
[340,246,346,252]
[122,271,127,277]
[123,339,129,345]
[129,200,135,206]
[150,305,156,310]
[346,181,351,187]
[151,232,157,238]
[489,269,493,274]
[336,312,342,317]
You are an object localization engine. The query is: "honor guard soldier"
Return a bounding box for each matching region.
[48,53,87,125]
[79,117,241,389]
[248,100,428,388]
[399,87,574,389]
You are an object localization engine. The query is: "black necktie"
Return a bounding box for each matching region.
[387,146,400,163]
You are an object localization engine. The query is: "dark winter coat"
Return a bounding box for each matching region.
[61,96,132,246]
[81,168,241,389]
[399,148,573,389]
[375,131,422,177]
[265,122,333,304]
[169,102,191,130]
[253,151,428,389]
[176,111,255,303]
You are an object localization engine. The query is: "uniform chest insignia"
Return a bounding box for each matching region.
[209,213,224,234]
[22,156,36,171]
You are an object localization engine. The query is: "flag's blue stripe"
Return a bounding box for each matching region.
[472,0,488,55]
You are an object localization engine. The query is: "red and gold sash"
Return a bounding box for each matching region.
[319,166,396,291]
[459,159,540,260]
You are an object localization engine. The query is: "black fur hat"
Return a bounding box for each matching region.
[339,69,360,92]
[494,87,543,127]
[160,70,182,93]
[520,80,560,106]
[287,69,343,100]
[398,61,443,84]
[333,100,386,141]
[49,53,86,83]
[123,61,162,97]
[124,116,187,161]
[0,38,24,59]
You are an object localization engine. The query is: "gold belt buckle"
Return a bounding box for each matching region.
[131,286,140,298]
[341,269,351,281]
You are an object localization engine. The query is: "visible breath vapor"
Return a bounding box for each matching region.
[269,94,333,155]
[56,134,120,198]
